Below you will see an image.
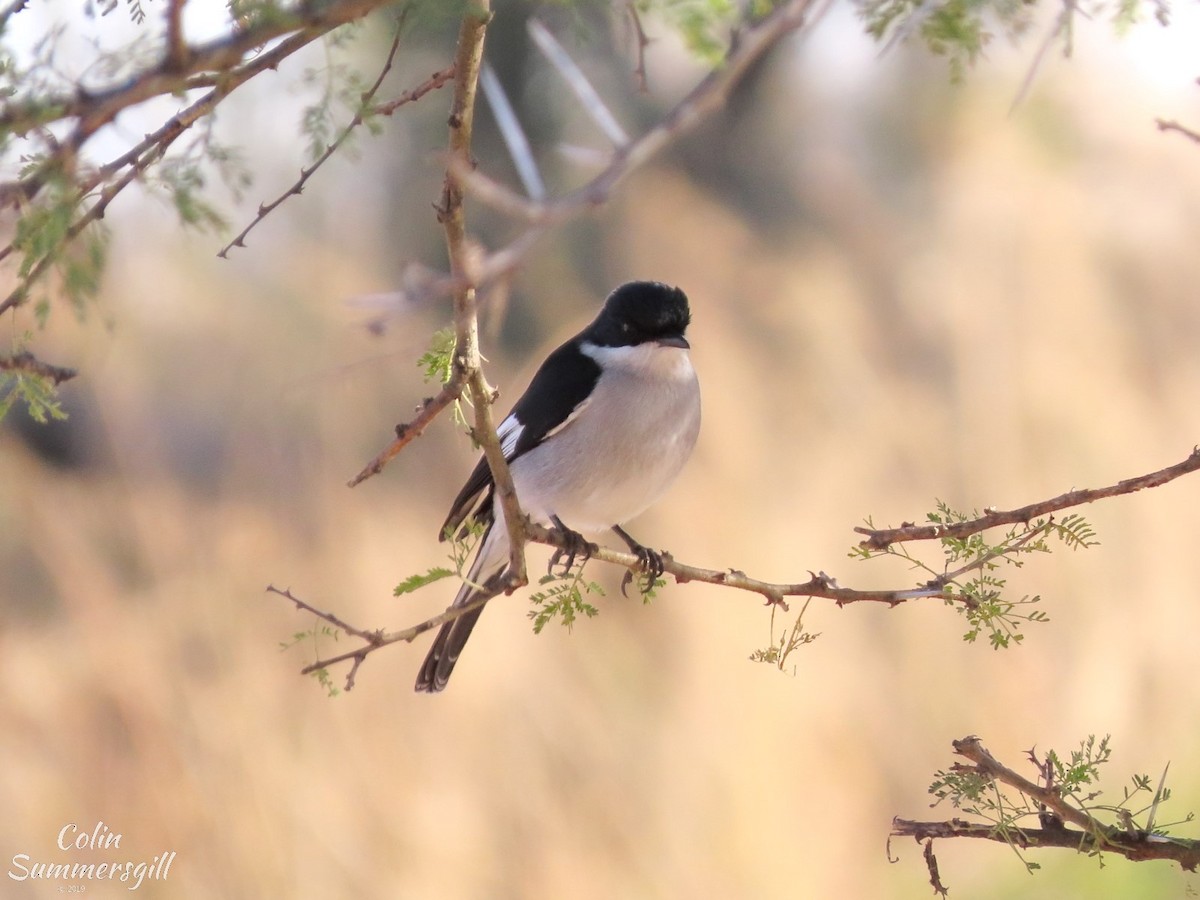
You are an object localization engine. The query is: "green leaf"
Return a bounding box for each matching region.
[528,565,604,634]
[394,566,455,596]
[418,328,456,385]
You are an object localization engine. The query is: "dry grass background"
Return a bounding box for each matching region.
[3,10,1200,899]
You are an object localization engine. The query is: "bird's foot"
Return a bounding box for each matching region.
[612,525,665,597]
[547,516,597,577]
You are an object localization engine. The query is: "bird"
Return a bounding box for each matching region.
[414,280,702,692]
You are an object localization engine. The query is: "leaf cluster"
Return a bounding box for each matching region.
[859,0,1169,81]
[0,354,67,424]
[852,502,1098,649]
[528,566,605,633]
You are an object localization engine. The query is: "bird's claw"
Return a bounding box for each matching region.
[547,520,596,577]
[621,544,665,598]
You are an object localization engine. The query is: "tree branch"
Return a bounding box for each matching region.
[1156,118,1200,145]
[0,350,77,384]
[292,447,1200,688]
[892,737,1200,878]
[0,0,401,138]
[435,0,531,592]
[346,375,466,488]
[856,447,1200,550]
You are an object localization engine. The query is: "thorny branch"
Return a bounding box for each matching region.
[219,42,457,257]
[282,448,1200,690]
[892,737,1200,892]
[856,447,1200,550]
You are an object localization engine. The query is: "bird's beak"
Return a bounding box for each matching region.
[656,335,690,349]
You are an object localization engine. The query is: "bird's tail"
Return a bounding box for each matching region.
[414,521,509,693]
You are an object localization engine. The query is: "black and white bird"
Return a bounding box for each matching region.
[414,281,702,692]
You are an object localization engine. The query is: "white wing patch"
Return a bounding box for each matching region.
[541,396,592,443]
[498,415,524,459]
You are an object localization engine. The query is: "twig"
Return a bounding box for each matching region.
[219,24,409,258]
[370,65,457,116]
[267,584,496,691]
[346,376,466,488]
[267,585,384,643]
[856,448,1200,550]
[930,521,1049,588]
[527,18,629,147]
[1156,118,1200,145]
[624,1,652,93]
[0,350,77,384]
[479,62,546,200]
[1009,0,1076,113]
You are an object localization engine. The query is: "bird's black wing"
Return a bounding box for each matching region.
[439,339,601,541]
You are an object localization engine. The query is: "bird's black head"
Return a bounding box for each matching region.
[587,281,691,348]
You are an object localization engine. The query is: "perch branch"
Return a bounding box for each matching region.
[297,448,1200,688]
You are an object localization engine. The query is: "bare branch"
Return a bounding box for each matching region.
[346,376,466,488]
[624,2,652,93]
[527,18,629,147]
[480,62,546,201]
[856,448,1200,550]
[1156,118,1200,145]
[268,540,949,689]
[1009,0,1076,113]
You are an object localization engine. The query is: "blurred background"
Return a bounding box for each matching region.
[3,1,1200,897]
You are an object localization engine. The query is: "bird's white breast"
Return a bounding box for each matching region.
[507,341,701,533]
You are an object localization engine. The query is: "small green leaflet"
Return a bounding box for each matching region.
[394,567,455,597]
